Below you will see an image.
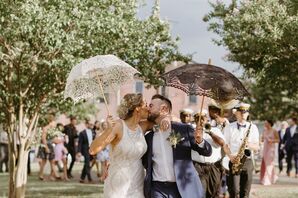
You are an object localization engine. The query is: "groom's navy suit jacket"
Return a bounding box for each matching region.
[142,122,212,198]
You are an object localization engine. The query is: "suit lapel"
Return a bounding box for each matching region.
[148,132,154,162]
[171,123,177,161]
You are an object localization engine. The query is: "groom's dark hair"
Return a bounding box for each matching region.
[151,94,172,113]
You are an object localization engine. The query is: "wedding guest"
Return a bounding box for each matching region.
[260,120,279,185]
[278,121,288,173]
[63,115,78,178]
[37,114,58,180]
[54,123,69,181]
[283,117,298,177]
[95,120,110,182]
[77,119,96,183]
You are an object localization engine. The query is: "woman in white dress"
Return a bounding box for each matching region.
[90,93,151,198]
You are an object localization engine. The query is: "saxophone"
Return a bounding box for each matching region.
[231,122,252,174]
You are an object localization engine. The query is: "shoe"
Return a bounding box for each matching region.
[287,172,291,177]
[68,173,73,178]
[38,176,44,181]
[79,179,85,183]
[63,177,70,181]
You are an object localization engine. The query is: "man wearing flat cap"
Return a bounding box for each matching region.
[180,108,194,125]
[223,102,260,198]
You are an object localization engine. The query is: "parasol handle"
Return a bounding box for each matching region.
[95,74,110,115]
[197,58,211,127]
[197,95,205,127]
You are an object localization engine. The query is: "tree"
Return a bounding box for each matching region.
[0,0,187,197]
[204,0,298,118]
[246,80,298,121]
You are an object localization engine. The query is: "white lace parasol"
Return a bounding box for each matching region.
[64,55,140,113]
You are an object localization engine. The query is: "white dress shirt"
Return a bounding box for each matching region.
[86,129,93,146]
[290,125,297,137]
[280,129,286,140]
[223,121,259,155]
[192,127,225,163]
[152,127,176,182]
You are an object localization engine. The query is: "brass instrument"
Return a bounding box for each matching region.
[204,123,211,132]
[231,122,252,174]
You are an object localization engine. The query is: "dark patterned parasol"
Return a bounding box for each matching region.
[162,62,249,124]
[162,63,249,102]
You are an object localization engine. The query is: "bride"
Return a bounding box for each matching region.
[90,93,153,198]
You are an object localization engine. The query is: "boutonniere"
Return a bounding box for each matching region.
[167,130,185,148]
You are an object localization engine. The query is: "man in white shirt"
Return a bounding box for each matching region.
[192,110,225,198]
[283,117,298,177]
[143,94,212,198]
[223,102,259,198]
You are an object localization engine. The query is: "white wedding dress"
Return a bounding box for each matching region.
[104,120,147,198]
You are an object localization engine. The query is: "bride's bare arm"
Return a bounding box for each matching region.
[89,120,121,155]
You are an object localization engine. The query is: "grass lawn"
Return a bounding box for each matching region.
[0,162,104,198]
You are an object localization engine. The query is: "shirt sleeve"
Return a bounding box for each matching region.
[248,124,259,144]
[223,125,231,145]
[210,127,225,148]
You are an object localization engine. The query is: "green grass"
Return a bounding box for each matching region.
[0,173,103,198]
[0,163,104,198]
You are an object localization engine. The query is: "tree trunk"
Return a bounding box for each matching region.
[15,145,29,198]
[8,140,17,198]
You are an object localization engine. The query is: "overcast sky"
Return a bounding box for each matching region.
[138,0,242,76]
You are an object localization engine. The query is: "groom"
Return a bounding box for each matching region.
[143,94,212,198]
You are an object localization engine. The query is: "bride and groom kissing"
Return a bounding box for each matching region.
[89,93,212,198]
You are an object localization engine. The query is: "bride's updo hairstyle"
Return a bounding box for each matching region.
[117,93,143,120]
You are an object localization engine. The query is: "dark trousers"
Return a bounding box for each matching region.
[227,159,253,198]
[151,181,181,198]
[67,149,76,175]
[286,150,298,174]
[0,143,8,172]
[80,154,92,181]
[194,161,223,198]
[27,150,32,175]
[278,149,285,172]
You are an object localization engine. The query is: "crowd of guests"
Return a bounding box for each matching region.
[28,114,110,183]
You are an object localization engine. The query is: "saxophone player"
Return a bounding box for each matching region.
[223,102,260,198]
